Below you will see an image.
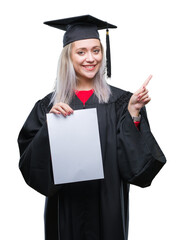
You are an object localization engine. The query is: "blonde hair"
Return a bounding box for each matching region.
[50,42,111,105]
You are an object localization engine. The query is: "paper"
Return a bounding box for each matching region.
[46,108,104,184]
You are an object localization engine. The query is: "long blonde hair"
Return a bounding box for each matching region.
[50,42,111,105]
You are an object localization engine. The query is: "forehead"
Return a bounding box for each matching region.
[72,39,101,49]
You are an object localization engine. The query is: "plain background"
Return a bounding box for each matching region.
[1,0,183,239]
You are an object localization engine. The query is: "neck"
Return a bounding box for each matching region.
[76,78,94,91]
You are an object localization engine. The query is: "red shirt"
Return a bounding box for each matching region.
[74,89,94,106]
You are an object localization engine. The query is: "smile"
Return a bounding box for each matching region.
[82,65,96,71]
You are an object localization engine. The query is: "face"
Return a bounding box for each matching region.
[71,39,103,82]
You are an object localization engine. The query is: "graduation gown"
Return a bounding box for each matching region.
[18,85,166,240]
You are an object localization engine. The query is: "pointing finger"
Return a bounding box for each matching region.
[142,74,152,88]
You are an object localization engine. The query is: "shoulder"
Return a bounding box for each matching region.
[35,92,53,113]
[40,92,53,106]
[108,85,132,103]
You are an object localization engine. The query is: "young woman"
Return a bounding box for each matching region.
[18,15,166,240]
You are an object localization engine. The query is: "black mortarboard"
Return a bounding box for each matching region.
[44,15,117,78]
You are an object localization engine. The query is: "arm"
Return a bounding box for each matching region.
[117,106,166,187]
[18,97,61,196]
[116,76,166,187]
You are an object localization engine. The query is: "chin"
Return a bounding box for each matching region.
[86,74,96,80]
[81,72,97,80]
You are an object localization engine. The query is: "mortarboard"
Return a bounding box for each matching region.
[44,15,117,78]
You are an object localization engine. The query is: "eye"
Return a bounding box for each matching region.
[77,51,85,56]
[93,49,100,54]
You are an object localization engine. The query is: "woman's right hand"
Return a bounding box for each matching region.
[49,102,74,117]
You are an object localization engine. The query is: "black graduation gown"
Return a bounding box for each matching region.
[18,85,166,240]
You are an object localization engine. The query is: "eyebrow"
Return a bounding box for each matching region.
[76,46,101,51]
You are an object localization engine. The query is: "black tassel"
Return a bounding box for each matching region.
[106,29,111,78]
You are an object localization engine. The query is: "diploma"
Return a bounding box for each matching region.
[46,108,104,184]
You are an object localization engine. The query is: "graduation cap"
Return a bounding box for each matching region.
[44,15,117,78]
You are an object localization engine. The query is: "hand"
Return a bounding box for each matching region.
[128,75,152,117]
[49,102,74,117]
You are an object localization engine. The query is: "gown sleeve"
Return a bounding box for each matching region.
[116,92,166,188]
[18,96,61,196]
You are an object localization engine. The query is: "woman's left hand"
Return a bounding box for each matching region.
[128,75,152,117]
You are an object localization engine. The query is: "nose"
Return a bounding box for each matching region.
[86,51,94,62]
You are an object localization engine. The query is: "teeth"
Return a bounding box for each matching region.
[84,66,95,69]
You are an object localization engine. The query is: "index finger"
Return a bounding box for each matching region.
[142,74,152,88]
[57,103,74,113]
[62,103,74,113]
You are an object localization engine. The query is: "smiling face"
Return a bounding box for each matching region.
[70,39,103,85]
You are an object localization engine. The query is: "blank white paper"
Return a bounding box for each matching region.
[46,108,104,184]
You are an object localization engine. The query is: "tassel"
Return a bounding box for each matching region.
[106,29,111,78]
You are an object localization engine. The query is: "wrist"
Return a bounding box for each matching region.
[132,115,141,122]
[128,105,140,118]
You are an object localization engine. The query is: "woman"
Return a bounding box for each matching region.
[18,15,166,240]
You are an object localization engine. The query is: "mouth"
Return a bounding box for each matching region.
[82,65,97,71]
